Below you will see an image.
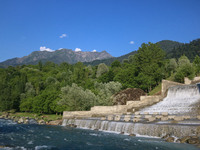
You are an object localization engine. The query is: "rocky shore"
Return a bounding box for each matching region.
[161,134,200,147]
[0,112,62,126]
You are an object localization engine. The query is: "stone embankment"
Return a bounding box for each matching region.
[0,113,62,126]
[163,134,200,147]
[101,112,200,123]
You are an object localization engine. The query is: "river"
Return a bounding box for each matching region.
[0,119,199,150]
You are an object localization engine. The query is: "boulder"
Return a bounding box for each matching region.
[166,137,175,142]
[18,117,25,124]
[187,138,200,144]
[174,116,184,121]
[47,120,62,125]
[114,115,121,121]
[162,134,170,139]
[101,117,106,120]
[153,112,159,115]
[161,117,168,121]
[144,115,152,119]
[68,124,77,128]
[124,115,131,122]
[183,116,190,119]
[134,115,141,118]
[155,115,162,119]
[168,116,175,119]
[38,120,46,125]
[179,136,191,143]
[24,119,29,124]
[107,115,114,121]
[133,118,140,122]
[129,134,136,136]
[148,117,156,122]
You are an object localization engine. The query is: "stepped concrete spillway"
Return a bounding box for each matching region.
[139,84,200,116]
[62,119,200,138]
[62,78,200,140]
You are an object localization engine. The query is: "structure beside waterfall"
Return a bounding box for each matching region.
[62,77,200,140]
[63,79,185,118]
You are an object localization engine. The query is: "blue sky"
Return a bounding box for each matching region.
[0,0,200,62]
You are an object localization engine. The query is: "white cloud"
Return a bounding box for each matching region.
[58,48,63,50]
[75,48,81,52]
[92,49,97,52]
[40,46,54,52]
[59,33,67,38]
[130,41,134,44]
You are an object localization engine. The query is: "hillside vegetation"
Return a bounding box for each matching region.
[0,41,200,114]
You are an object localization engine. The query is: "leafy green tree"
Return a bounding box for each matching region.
[114,65,138,88]
[174,55,195,83]
[120,42,165,91]
[111,60,121,68]
[193,55,200,75]
[96,63,109,78]
[166,58,177,74]
[98,70,114,83]
[59,83,97,111]
[94,81,122,105]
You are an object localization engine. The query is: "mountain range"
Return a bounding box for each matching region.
[0,39,199,67]
[0,49,113,68]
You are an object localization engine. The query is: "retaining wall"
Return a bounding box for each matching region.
[63,79,184,119]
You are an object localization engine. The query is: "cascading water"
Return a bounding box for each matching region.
[62,84,200,139]
[62,119,200,138]
[140,84,200,115]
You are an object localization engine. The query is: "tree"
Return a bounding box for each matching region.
[111,60,121,68]
[58,83,98,111]
[193,55,200,75]
[174,55,195,83]
[122,42,166,91]
[94,81,122,105]
[166,58,177,74]
[96,63,109,78]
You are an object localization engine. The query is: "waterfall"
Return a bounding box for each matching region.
[140,84,200,115]
[62,119,200,137]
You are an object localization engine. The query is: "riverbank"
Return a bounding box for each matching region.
[0,111,62,125]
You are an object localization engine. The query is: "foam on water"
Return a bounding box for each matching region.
[140,84,200,115]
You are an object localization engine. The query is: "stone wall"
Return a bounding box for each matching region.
[91,105,127,114]
[161,80,183,97]
[63,79,185,119]
[63,96,162,118]
[185,77,200,85]
[63,111,93,119]
[126,95,161,111]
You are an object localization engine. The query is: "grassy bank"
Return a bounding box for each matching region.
[1,112,62,122]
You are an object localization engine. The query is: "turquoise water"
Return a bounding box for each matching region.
[0,119,199,150]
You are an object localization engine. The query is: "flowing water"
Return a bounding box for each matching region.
[63,119,200,138]
[140,84,200,115]
[0,119,199,150]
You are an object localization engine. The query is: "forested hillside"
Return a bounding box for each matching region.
[166,39,200,60]
[1,42,200,114]
[85,39,200,66]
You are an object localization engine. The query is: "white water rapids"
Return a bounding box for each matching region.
[139,84,200,115]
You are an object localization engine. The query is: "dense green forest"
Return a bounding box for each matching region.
[85,39,200,66]
[0,42,199,114]
[166,39,200,60]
